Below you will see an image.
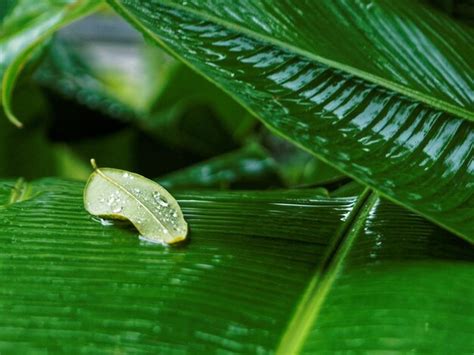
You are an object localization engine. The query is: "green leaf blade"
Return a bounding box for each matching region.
[107,1,474,241]
[146,0,474,121]
[300,199,474,353]
[0,178,352,353]
[1,179,473,353]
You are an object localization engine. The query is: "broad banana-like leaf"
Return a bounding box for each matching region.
[107,0,474,242]
[0,0,102,127]
[0,178,472,353]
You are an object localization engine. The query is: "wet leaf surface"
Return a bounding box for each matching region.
[107,0,474,241]
[0,178,472,353]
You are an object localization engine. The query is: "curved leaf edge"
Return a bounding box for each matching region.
[107,0,473,244]
[151,0,474,122]
[1,0,103,127]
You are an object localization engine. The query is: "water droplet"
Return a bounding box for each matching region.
[112,206,123,213]
[92,216,115,226]
[139,235,168,246]
[153,191,169,207]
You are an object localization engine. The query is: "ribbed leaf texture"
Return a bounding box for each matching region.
[108,0,474,241]
[0,179,472,353]
[147,0,474,119]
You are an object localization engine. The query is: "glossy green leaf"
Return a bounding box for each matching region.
[0,178,472,353]
[132,0,474,121]
[0,0,102,127]
[108,0,474,242]
[158,144,282,190]
[84,160,188,244]
[278,198,474,354]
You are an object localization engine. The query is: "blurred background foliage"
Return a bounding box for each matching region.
[0,7,344,191]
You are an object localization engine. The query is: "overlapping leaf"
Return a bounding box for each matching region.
[279,198,474,354]
[0,179,472,353]
[145,0,474,120]
[108,0,474,241]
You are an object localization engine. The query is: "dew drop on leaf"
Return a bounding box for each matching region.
[153,191,169,207]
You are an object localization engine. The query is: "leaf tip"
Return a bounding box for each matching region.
[4,109,24,128]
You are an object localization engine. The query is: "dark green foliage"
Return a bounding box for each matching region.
[0,0,473,353]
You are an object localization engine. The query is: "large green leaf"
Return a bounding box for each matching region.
[129,0,474,121]
[0,179,472,353]
[107,0,474,242]
[0,0,102,127]
[279,199,474,354]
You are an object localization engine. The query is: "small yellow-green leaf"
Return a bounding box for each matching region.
[84,159,188,244]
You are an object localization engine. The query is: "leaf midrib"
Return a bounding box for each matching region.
[152,0,473,122]
[276,189,378,354]
[107,0,470,242]
[93,167,168,232]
